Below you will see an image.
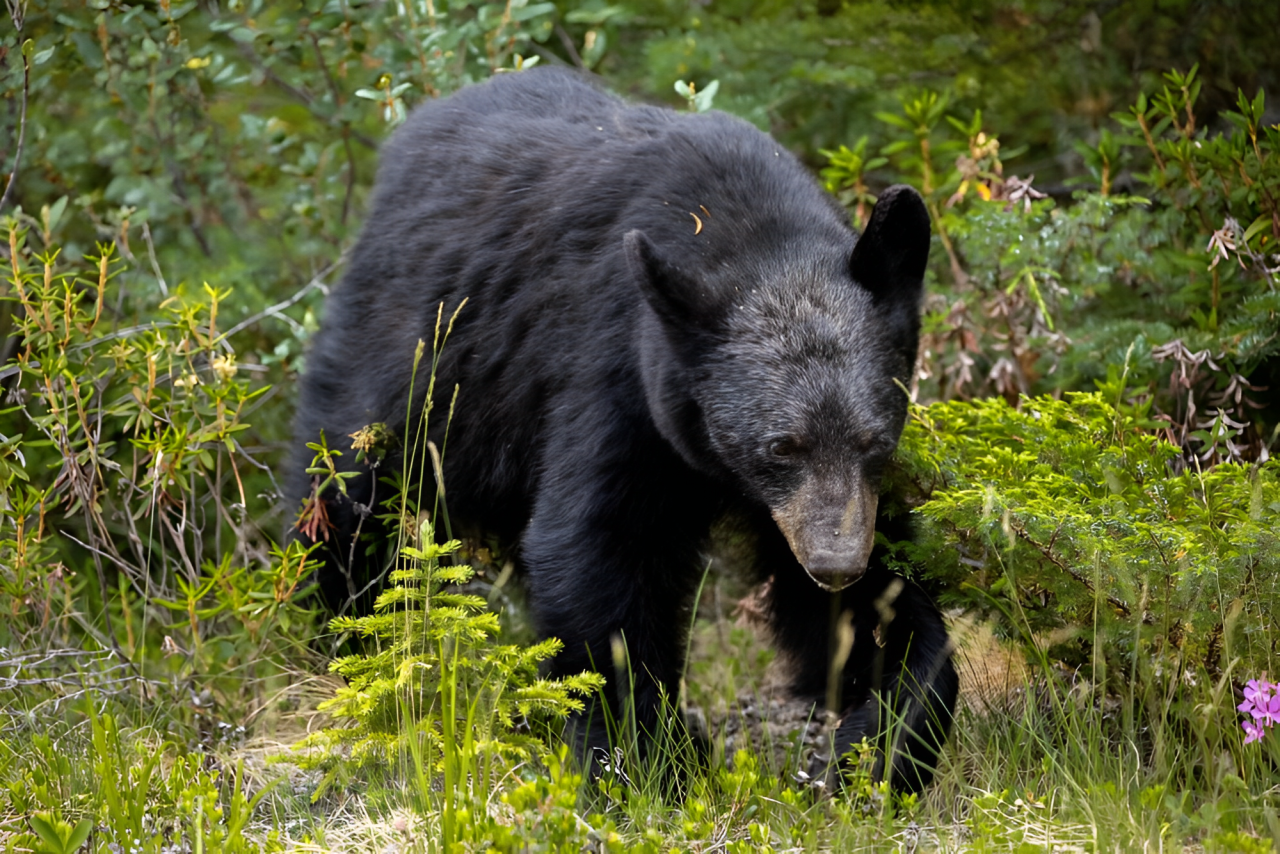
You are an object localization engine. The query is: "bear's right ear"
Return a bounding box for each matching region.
[625,229,706,328]
[849,184,931,304]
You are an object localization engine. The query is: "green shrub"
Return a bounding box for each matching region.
[295,527,603,785]
[0,706,283,853]
[0,214,315,715]
[896,388,1279,679]
[4,0,1280,847]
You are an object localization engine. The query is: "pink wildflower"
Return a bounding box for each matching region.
[1265,693,1280,726]
[1239,678,1279,743]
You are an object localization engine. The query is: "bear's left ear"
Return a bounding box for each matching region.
[625,229,709,329]
[849,185,931,304]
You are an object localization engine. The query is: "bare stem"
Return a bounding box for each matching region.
[0,27,30,213]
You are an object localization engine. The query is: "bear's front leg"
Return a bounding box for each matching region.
[763,530,958,794]
[518,436,719,775]
[826,573,958,793]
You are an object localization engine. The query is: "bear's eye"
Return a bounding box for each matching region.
[768,436,808,458]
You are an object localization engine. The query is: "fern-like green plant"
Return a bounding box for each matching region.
[296,518,604,808]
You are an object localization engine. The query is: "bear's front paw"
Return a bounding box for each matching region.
[827,698,885,786]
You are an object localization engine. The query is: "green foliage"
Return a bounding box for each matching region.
[818,137,886,227]
[840,68,1280,477]
[27,814,92,854]
[295,521,603,847]
[933,659,1280,852]
[0,215,316,714]
[1086,65,1280,366]
[556,0,1280,183]
[853,70,1280,720]
[9,0,558,267]
[88,709,283,853]
[479,747,618,852]
[0,707,282,853]
[2,0,563,432]
[897,389,1280,680]
[3,0,1280,849]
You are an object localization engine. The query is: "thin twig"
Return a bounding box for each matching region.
[231,436,282,495]
[221,254,343,339]
[554,23,586,69]
[307,32,358,226]
[141,222,169,296]
[0,7,30,213]
[528,43,573,69]
[58,529,143,578]
[339,129,357,226]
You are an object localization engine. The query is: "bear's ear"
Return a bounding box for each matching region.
[849,184,931,303]
[624,229,706,328]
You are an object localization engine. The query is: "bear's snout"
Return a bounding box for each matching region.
[800,545,873,591]
[771,479,878,592]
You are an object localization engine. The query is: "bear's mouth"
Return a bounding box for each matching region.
[771,481,878,592]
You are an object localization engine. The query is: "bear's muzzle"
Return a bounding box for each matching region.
[771,479,878,592]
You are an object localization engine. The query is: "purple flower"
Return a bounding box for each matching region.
[1244,679,1273,705]
[1265,693,1280,726]
[1239,677,1278,744]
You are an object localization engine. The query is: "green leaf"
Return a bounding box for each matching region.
[565,5,628,24]
[64,821,92,851]
[510,2,555,22]
[693,79,719,113]
[874,111,912,130]
[29,814,60,850]
[1242,214,1270,245]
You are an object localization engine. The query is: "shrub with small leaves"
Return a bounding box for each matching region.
[894,388,1280,681]
[295,522,604,802]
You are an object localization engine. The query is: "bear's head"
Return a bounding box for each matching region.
[627,185,930,591]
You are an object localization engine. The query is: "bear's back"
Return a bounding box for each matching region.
[375,68,672,190]
[362,69,850,291]
[406,66,642,129]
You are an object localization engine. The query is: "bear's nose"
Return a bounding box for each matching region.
[802,550,869,592]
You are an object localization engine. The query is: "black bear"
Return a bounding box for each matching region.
[290,67,957,793]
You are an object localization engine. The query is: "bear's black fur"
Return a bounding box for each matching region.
[290,67,957,793]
